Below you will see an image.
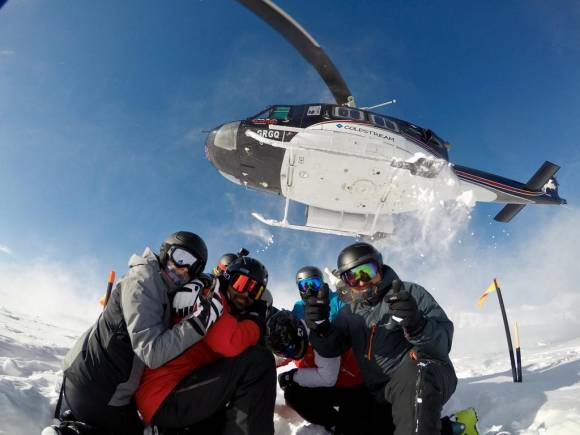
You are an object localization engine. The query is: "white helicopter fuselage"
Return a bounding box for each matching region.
[248,120,463,216]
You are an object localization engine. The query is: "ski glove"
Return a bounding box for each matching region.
[304,283,330,335]
[278,368,298,390]
[172,281,203,317]
[172,275,219,317]
[386,279,426,337]
[238,299,269,337]
[186,291,224,336]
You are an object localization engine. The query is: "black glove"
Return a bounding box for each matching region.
[278,368,298,390]
[304,283,330,334]
[239,299,268,336]
[387,279,426,337]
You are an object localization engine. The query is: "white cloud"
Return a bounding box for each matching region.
[0,244,13,255]
[0,256,103,331]
[239,222,274,252]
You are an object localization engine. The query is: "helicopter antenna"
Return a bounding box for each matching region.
[361,99,397,111]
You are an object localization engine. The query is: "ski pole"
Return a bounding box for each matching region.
[515,321,522,382]
[493,279,517,383]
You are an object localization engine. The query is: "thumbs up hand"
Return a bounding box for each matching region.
[386,279,426,337]
[304,283,331,334]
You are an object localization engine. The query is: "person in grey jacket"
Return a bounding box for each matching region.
[57,231,221,435]
[305,242,457,435]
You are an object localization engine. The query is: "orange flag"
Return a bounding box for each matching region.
[477,279,499,308]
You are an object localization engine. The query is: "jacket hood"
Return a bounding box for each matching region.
[128,247,160,268]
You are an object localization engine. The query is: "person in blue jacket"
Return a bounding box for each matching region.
[292,266,344,322]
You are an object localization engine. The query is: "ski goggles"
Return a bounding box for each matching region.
[229,273,265,300]
[297,276,322,296]
[168,246,199,269]
[341,261,380,288]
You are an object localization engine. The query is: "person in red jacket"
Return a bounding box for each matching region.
[136,256,276,435]
[268,310,377,435]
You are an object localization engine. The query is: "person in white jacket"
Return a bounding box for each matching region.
[267,310,376,435]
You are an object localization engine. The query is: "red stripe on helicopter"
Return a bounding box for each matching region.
[455,170,544,196]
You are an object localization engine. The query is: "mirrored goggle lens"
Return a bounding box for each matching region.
[341,261,379,287]
[298,277,322,294]
[170,247,198,268]
[230,273,262,296]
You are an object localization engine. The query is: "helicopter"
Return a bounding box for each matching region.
[205,0,566,238]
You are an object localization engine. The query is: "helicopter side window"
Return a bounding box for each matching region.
[403,123,425,142]
[333,106,365,121]
[272,106,291,121]
[369,114,398,132]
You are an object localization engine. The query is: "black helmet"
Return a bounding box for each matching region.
[337,242,383,276]
[266,310,308,359]
[295,266,324,299]
[214,253,238,276]
[226,257,268,286]
[295,266,323,283]
[159,231,208,276]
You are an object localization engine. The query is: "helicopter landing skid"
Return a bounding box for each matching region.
[251,211,365,238]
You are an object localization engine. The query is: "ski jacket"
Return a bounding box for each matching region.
[309,265,454,392]
[136,294,261,424]
[292,290,345,322]
[62,248,205,407]
[294,345,363,388]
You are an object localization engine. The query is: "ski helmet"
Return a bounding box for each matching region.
[225,256,268,300]
[214,253,238,276]
[295,266,324,299]
[266,309,308,359]
[336,242,383,276]
[336,242,383,303]
[159,231,208,277]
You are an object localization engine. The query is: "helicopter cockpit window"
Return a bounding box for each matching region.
[369,114,398,132]
[272,106,291,120]
[333,106,365,121]
[250,107,273,120]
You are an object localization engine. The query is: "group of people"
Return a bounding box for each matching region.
[45,230,458,435]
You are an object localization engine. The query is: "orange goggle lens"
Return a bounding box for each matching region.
[230,273,264,299]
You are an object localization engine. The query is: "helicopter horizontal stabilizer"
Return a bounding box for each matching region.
[494,161,564,222]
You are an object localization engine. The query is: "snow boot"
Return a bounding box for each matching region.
[441,407,479,435]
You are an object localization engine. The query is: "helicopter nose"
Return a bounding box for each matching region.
[205,121,241,183]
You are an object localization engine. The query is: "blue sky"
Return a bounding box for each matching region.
[1,0,579,318]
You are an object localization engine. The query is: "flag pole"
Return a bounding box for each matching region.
[494,278,517,383]
[515,321,522,382]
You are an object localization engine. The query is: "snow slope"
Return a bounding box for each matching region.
[1,304,579,435]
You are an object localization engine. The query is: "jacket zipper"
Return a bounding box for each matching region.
[366,323,377,360]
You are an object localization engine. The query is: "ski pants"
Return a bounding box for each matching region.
[63,377,144,435]
[284,383,378,435]
[151,345,277,435]
[373,356,457,435]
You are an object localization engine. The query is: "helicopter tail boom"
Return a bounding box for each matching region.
[494,161,566,222]
[454,161,566,222]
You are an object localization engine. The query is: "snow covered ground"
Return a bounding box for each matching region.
[1,303,579,435]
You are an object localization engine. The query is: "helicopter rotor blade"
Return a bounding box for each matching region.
[236,0,355,107]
